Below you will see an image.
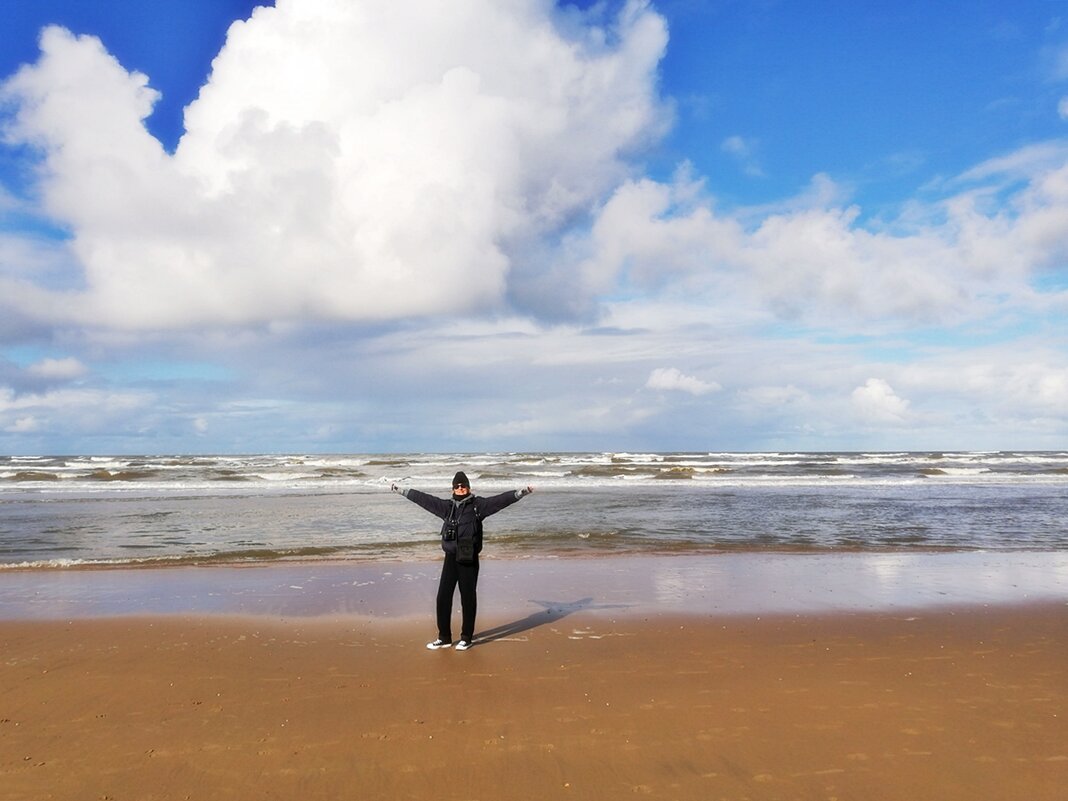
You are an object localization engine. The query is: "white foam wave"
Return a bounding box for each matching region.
[3,451,1068,498]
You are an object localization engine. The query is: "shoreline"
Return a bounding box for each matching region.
[3,604,1065,800]
[1,550,1066,621]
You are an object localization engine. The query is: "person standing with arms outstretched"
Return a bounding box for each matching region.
[392,471,533,651]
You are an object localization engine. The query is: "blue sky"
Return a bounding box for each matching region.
[1,0,1067,454]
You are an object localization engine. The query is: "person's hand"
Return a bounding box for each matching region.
[521,486,534,497]
[391,483,399,493]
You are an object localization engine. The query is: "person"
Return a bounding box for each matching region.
[392,471,533,651]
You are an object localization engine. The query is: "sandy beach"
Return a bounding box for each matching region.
[2,556,1066,801]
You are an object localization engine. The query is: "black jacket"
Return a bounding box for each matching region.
[402,488,524,562]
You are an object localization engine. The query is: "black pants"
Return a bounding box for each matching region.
[436,552,479,642]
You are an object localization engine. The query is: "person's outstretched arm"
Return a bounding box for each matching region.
[478,486,534,518]
[391,484,451,519]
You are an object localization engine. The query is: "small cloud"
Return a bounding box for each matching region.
[27,357,88,380]
[851,378,910,424]
[646,367,720,396]
[1059,96,1068,120]
[721,135,750,157]
[5,416,40,433]
[721,134,764,176]
[1048,42,1068,81]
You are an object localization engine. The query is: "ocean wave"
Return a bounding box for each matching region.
[5,470,62,482]
[0,536,853,570]
[652,467,696,479]
[569,464,658,478]
[0,544,381,571]
[210,469,251,481]
[3,450,1068,504]
[87,469,163,481]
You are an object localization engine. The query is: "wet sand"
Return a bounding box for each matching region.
[3,551,1067,619]
[3,603,1066,800]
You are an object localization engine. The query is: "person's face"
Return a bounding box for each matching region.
[453,485,470,496]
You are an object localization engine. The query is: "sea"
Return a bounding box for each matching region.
[2,451,1067,570]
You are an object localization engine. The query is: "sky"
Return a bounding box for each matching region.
[1,0,1067,455]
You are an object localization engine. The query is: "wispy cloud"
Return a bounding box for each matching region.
[721,134,764,177]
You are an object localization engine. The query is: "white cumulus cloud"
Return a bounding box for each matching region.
[851,378,910,424]
[0,0,670,330]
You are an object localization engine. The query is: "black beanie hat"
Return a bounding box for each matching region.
[452,471,470,489]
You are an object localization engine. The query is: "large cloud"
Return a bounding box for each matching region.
[566,154,1068,331]
[1,0,669,329]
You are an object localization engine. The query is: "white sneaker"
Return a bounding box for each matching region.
[426,639,452,650]
[455,639,473,651]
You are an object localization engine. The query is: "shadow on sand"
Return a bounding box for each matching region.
[476,597,630,645]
